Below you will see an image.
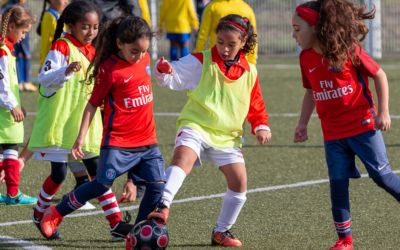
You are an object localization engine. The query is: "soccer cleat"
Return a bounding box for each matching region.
[0,193,5,203]
[40,206,63,239]
[110,221,134,241]
[4,191,38,205]
[329,237,353,250]
[211,230,243,247]
[32,214,62,240]
[147,202,169,224]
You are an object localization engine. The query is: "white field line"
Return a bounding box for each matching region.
[2,170,399,228]
[24,112,400,120]
[0,235,52,250]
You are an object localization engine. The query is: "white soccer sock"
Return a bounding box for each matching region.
[162,165,187,208]
[215,189,247,232]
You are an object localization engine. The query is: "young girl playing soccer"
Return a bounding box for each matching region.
[0,5,36,205]
[40,15,166,240]
[292,1,400,249]
[148,14,271,247]
[29,1,128,241]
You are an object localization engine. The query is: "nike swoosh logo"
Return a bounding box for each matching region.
[378,165,387,171]
[309,67,317,73]
[124,75,134,83]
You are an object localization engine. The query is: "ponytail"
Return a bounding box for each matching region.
[0,9,12,46]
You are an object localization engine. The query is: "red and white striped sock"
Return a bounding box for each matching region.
[97,189,122,228]
[33,176,62,220]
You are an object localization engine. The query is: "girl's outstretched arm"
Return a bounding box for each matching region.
[373,68,391,131]
[294,89,315,143]
[154,54,202,90]
[71,103,97,159]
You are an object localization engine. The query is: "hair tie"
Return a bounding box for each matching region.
[222,20,247,35]
[295,5,319,26]
[242,17,249,24]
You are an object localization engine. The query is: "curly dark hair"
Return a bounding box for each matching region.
[301,0,375,69]
[87,15,152,84]
[216,14,257,56]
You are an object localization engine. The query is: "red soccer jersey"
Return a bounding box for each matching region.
[299,45,380,141]
[89,53,157,148]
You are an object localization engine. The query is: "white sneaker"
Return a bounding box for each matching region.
[78,201,96,210]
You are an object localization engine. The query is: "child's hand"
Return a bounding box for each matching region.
[18,158,25,172]
[157,57,173,74]
[0,169,4,183]
[256,130,271,144]
[294,124,308,142]
[11,106,24,122]
[71,137,85,160]
[118,179,137,203]
[65,61,82,76]
[375,111,391,131]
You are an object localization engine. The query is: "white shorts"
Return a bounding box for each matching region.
[33,147,97,163]
[175,127,245,168]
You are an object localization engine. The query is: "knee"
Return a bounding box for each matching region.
[372,173,396,189]
[50,162,68,184]
[228,177,247,193]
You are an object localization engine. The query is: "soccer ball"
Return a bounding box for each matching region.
[125,219,169,250]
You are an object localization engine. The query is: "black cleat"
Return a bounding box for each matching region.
[110,220,134,241]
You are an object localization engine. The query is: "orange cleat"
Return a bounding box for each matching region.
[147,203,169,224]
[330,236,353,250]
[211,230,243,247]
[40,206,63,239]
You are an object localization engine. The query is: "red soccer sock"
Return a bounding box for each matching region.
[97,189,122,228]
[4,158,20,196]
[34,176,62,220]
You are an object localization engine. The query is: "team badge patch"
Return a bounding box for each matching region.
[105,168,117,180]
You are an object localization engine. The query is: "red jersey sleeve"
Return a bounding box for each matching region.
[246,76,269,133]
[354,44,380,77]
[191,52,203,63]
[89,65,113,107]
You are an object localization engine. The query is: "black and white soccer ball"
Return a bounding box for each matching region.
[125,219,169,250]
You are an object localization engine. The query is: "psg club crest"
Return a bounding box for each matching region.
[105,168,116,180]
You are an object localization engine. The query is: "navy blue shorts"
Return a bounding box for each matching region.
[166,33,191,43]
[96,146,166,185]
[324,130,393,180]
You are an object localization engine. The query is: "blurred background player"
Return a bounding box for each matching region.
[37,0,69,67]
[1,0,37,92]
[158,0,199,60]
[195,0,258,64]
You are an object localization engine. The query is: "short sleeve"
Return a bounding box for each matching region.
[89,66,113,107]
[299,53,311,89]
[354,44,380,77]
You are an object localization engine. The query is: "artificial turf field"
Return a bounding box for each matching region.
[1,57,400,249]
